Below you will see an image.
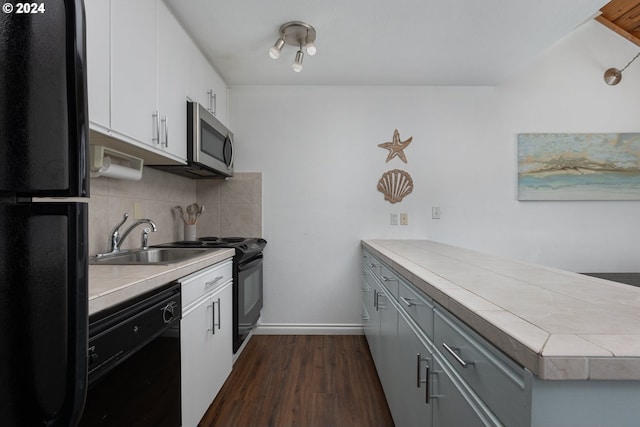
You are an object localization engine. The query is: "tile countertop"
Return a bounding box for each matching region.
[362,239,640,381]
[88,248,235,316]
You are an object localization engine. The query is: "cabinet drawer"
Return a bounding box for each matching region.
[363,250,382,272]
[434,308,527,427]
[398,280,434,340]
[378,263,399,297]
[181,260,233,308]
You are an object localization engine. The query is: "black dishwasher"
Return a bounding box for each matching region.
[79,282,182,426]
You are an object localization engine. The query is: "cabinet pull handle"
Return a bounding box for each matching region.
[205,275,224,287]
[416,353,431,404]
[380,275,397,282]
[424,364,431,404]
[207,302,215,335]
[207,89,214,113]
[161,115,169,148]
[370,262,380,268]
[212,93,217,116]
[374,289,378,311]
[400,296,415,307]
[376,291,387,309]
[152,111,160,145]
[216,297,221,330]
[442,342,474,368]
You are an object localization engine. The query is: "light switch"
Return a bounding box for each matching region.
[432,207,441,219]
[390,213,399,225]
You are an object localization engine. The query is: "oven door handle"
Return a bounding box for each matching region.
[238,253,263,272]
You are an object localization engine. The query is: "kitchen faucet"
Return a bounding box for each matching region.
[107,213,158,253]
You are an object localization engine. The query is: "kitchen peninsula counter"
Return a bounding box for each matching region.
[362,239,640,380]
[88,248,235,315]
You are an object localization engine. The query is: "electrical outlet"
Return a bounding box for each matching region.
[400,213,408,225]
[432,207,441,219]
[390,213,399,225]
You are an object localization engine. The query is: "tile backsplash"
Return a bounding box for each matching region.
[88,168,262,256]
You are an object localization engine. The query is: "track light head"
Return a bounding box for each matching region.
[269,37,285,60]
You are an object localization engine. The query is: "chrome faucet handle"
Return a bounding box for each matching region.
[109,213,129,252]
[141,227,152,250]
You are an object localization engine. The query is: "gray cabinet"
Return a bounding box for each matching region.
[361,248,515,427]
[396,311,433,427]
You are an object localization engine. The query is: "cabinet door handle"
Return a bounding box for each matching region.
[374,289,378,310]
[207,302,215,335]
[380,275,397,282]
[207,89,217,115]
[416,353,431,404]
[442,342,474,368]
[152,111,160,145]
[370,262,380,268]
[161,115,169,148]
[399,296,415,307]
[205,275,224,287]
[376,291,387,309]
[216,297,221,330]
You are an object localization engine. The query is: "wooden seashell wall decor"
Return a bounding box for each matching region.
[377,169,414,204]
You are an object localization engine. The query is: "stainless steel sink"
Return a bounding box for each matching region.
[91,248,210,265]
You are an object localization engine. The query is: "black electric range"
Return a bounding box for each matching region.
[155,237,266,263]
[155,237,267,353]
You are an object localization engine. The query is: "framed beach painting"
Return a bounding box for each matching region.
[517,133,640,200]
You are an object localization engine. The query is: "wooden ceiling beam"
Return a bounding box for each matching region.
[596,14,640,46]
[596,0,640,47]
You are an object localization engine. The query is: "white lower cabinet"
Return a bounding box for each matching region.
[180,261,233,427]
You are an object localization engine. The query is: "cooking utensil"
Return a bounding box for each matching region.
[174,205,188,224]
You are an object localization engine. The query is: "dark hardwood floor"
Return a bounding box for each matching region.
[198,335,394,427]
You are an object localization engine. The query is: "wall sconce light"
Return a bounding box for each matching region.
[269,21,317,72]
[604,51,640,85]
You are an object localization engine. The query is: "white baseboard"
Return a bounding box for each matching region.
[254,323,364,335]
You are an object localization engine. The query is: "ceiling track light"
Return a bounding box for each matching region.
[604,51,640,85]
[268,21,317,72]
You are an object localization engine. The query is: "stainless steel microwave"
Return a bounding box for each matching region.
[152,101,234,179]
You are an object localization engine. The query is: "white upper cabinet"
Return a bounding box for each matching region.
[85,0,220,163]
[84,0,110,130]
[187,40,228,126]
[156,1,188,160]
[110,0,158,148]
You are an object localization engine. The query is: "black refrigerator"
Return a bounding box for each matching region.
[0,1,90,425]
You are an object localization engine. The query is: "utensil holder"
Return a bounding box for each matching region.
[184,224,197,241]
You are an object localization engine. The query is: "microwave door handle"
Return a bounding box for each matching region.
[226,135,234,168]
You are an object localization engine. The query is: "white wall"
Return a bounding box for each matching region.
[229,21,640,331]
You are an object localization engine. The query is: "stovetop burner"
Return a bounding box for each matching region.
[154,237,267,262]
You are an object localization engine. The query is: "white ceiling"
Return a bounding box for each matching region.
[163,0,608,86]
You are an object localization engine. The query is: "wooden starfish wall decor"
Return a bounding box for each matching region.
[378,129,412,163]
[376,129,415,204]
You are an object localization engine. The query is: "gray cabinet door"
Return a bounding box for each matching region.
[432,355,494,427]
[377,285,398,415]
[363,267,381,362]
[395,313,434,427]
